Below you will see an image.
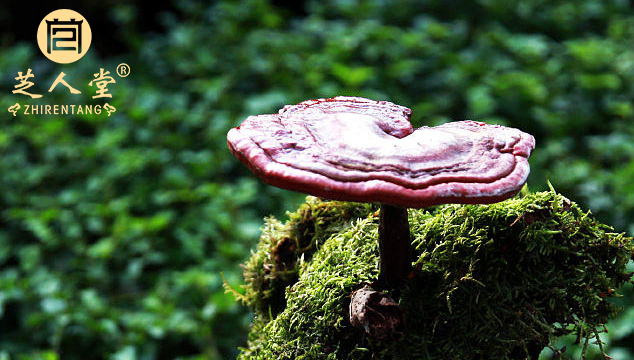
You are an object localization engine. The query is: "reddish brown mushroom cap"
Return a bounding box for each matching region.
[227,96,535,208]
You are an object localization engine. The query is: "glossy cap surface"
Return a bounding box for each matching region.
[227,96,535,208]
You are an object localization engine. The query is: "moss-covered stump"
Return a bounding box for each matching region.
[234,191,634,360]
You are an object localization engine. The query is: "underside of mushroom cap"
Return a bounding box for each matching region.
[227,96,535,208]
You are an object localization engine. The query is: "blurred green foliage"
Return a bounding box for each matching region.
[0,0,633,359]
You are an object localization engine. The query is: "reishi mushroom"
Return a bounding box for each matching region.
[227,96,535,293]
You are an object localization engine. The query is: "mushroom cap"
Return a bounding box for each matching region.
[227,96,535,208]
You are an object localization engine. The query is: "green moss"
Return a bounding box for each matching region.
[237,197,375,316]
[237,191,634,360]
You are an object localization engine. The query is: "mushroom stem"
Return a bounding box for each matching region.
[377,204,412,291]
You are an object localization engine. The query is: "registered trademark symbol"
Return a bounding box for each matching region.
[117,63,130,77]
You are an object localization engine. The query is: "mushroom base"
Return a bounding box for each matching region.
[349,285,405,342]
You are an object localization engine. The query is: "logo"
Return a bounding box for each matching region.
[37,9,92,64]
[9,9,128,117]
[8,103,21,116]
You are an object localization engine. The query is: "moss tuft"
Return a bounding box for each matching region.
[237,191,634,360]
[237,197,375,316]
